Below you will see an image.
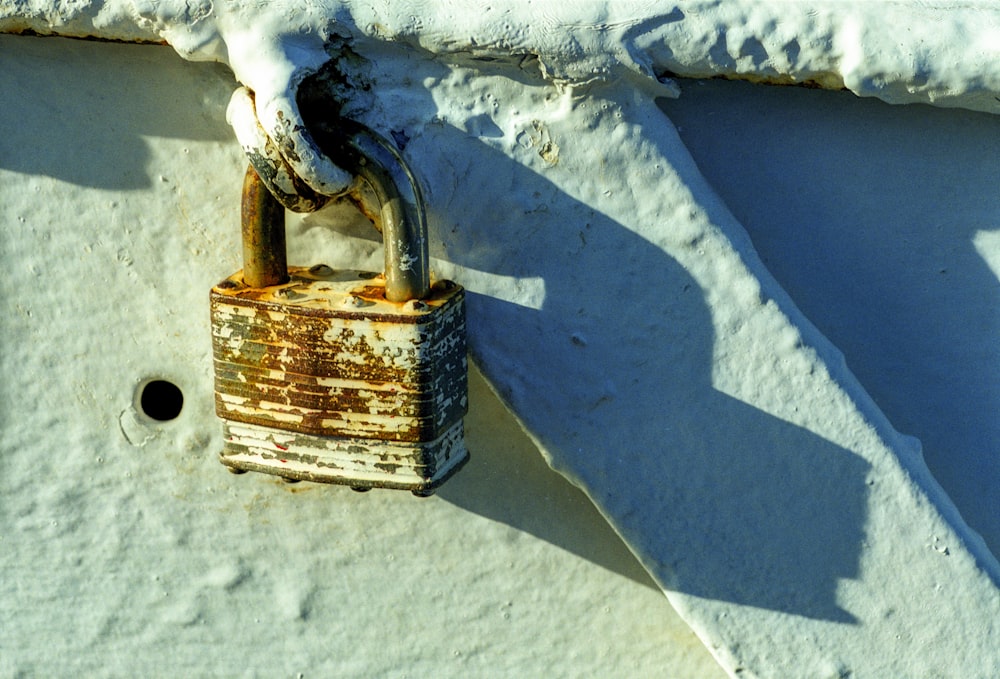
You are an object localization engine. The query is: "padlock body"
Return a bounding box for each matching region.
[218,419,467,490]
[210,265,468,490]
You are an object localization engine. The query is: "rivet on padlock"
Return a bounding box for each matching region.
[210,123,468,496]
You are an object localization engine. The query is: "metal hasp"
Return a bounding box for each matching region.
[210,122,469,496]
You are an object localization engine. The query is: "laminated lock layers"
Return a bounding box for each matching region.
[210,265,469,490]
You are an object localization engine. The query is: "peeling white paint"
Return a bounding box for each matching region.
[6,1,1000,193]
[3,2,1000,677]
[6,39,714,675]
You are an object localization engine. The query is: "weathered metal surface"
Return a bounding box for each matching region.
[215,116,467,491]
[240,164,289,288]
[211,267,466,440]
[219,419,468,490]
[228,87,331,213]
[211,266,468,489]
[304,115,430,303]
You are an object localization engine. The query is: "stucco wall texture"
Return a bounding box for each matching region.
[0,36,723,678]
[3,2,1000,676]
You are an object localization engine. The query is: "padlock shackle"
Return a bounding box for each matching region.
[309,119,431,303]
[241,164,289,288]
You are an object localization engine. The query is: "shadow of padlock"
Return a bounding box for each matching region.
[210,121,468,496]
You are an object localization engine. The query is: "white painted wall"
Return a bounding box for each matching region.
[0,35,722,678]
[660,79,1000,559]
[3,3,1000,677]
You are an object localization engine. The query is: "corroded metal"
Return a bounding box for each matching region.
[210,267,468,491]
[308,119,430,303]
[219,419,468,490]
[228,87,331,213]
[240,164,289,288]
[211,269,466,441]
[214,117,467,493]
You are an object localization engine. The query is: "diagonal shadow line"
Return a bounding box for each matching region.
[0,27,870,626]
[658,79,1000,559]
[441,361,662,590]
[415,112,872,624]
[298,48,875,621]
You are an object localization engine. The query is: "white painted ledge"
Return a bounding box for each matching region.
[5,1,1000,192]
[3,3,1000,677]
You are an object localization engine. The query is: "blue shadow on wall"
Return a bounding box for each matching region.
[658,80,1000,558]
[365,89,876,623]
[0,35,232,190]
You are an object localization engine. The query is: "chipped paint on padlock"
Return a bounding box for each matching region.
[228,87,331,214]
[211,267,467,443]
[305,116,430,304]
[219,419,468,490]
[211,121,468,494]
[211,267,469,491]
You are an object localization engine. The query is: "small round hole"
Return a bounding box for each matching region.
[139,379,184,421]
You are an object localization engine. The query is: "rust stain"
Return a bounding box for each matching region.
[241,165,289,289]
[218,419,468,491]
[210,265,469,491]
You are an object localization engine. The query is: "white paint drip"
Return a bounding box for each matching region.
[6,1,1000,194]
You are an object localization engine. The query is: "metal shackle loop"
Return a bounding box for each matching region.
[241,164,289,289]
[239,116,430,303]
[308,118,431,303]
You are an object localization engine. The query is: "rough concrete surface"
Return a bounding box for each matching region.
[0,36,722,678]
[3,1,1000,675]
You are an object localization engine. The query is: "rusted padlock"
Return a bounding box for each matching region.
[209,124,468,495]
